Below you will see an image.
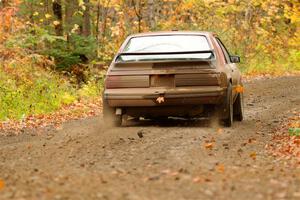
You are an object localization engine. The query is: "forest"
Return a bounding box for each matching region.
[0,0,299,120]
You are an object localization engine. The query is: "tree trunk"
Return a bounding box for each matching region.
[82,0,91,36]
[65,0,78,33]
[96,0,101,57]
[101,1,110,47]
[147,0,155,30]
[52,0,63,36]
[133,0,143,32]
[44,0,50,15]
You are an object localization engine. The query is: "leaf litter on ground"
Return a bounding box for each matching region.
[266,109,300,166]
[0,98,102,135]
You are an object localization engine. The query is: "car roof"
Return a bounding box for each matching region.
[128,31,215,38]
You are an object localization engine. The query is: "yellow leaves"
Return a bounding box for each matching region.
[33,11,39,16]
[110,26,120,37]
[76,11,84,16]
[71,24,80,33]
[78,0,84,7]
[78,0,86,10]
[182,0,194,9]
[290,16,299,24]
[290,8,300,24]
[114,4,121,12]
[53,21,60,26]
[45,14,52,19]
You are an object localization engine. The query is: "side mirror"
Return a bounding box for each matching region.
[230,55,240,63]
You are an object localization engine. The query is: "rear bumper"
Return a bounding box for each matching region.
[104,86,226,107]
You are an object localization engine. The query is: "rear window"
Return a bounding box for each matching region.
[118,35,213,62]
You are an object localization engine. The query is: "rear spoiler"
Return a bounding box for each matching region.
[115,50,215,62]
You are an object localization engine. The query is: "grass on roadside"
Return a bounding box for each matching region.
[0,48,104,122]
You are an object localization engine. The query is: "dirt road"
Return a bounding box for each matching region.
[0,76,300,200]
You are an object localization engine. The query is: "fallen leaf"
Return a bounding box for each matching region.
[0,179,5,190]
[193,177,201,183]
[215,163,225,173]
[248,138,256,143]
[204,142,214,149]
[161,169,171,175]
[145,175,160,181]
[250,152,257,160]
[204,178,211,182]
[217,128,223,134]
[170,172,179,176]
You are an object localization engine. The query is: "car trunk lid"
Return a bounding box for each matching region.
[106,60,220,89]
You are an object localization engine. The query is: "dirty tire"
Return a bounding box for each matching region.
[102,97,122,127]
[234,93,244,121]
[223,83,233,127]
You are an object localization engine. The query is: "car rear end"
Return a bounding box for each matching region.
[103,33,227,122]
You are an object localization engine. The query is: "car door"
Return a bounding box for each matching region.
[215,37,239,97]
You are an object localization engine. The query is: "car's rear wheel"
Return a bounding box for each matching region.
[233,93,244,121]
[223,83,233,127]
[102,96,122,127]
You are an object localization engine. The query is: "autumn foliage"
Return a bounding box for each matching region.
[1,0,299,72]
[0,0,299,122]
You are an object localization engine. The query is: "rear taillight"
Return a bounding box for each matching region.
[105,75,150,89]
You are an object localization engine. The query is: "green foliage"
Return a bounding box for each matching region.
[44,34,97,70]
[5,26,64,50]
[5,26,96,71]
[73,66,105,98]
[0,51,104,121]
[78,80,103,98]
[0,65,77,120]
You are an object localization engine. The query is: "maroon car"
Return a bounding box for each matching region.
[103,31,244,127]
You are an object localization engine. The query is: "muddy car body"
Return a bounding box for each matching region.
[103,31,244,127]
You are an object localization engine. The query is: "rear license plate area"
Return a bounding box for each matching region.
[150,75,175,87]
